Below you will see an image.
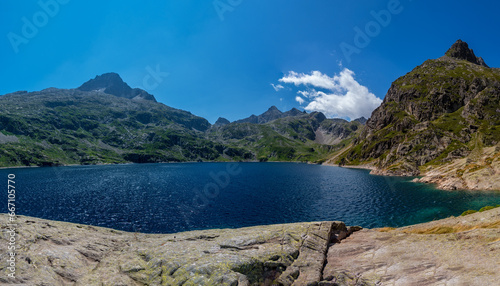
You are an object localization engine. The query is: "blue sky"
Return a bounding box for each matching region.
[2,0,500,123]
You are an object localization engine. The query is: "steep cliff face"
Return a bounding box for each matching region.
[339,40,500,176]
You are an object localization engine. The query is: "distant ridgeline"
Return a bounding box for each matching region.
[0,73,363,167]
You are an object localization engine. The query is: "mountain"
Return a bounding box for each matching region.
[213,117,230,126]
[233,106,306,124]
[283,107,305,117]
[353,117,368,124]
[0,85,224,166]
[209,108,362,162]
[445,39,488,67]
[78,72,157,102]
[336,40,500,189]
[0,74,360,167]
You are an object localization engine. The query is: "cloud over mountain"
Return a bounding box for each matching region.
[279,68,381,120]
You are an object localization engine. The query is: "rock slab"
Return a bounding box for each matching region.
[1,208,499,285]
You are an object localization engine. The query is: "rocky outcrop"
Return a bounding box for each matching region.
[324,207,500,285]
[2,209,499,285]
[0,216,362,286]
[413,144,500,191]
[445,39,489,67]
[277,222,361,285]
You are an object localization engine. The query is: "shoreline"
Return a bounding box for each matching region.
[0,159,297,170]
[326,162,500,192]
[2,208,499,285]
[327,163,376,171]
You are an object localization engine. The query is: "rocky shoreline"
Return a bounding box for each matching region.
[411,145,500,191]
[331,145,500,191]
[1,208,499,285]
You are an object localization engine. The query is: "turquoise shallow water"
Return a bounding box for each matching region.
[2,162,500,233]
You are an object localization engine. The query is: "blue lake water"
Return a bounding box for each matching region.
[2,162,500,233]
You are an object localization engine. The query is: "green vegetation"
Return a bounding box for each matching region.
[461,205,500,216]
[460,210,478,216]
[0,90,228,166]
[479,205,500,212]
[209,113,359,163]
[0,89,360,167]
[338,52,500,175]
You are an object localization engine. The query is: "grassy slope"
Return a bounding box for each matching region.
[0,90,223,167]
[207,114,363,163]
[0,90,362,167]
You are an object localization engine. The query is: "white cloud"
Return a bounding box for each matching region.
[279,68,382,120]
[279,70,338,90]
[271,83,284,91]
[297,90,315,98]
[295,96,305,104]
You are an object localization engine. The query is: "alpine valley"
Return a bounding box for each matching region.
[1,40,500,190]
[0,73,363,166]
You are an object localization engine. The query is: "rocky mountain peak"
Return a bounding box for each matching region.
[353,117,367,124]
[262,105,282,115]
[214,117,230,126]
[78,73,156,102]
[445,39,488,67]
[78,72,126,92]
[283,108,305,117]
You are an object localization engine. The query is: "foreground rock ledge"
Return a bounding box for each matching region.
[1,209,499,285]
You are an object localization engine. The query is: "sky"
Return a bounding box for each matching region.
[2,0,500,123]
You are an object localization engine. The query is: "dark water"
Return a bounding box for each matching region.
[1,162,500,233]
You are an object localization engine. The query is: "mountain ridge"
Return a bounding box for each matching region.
[233,105,307,124]
[0,74,358,166]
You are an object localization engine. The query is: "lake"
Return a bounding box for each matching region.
[2,162,500,233]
